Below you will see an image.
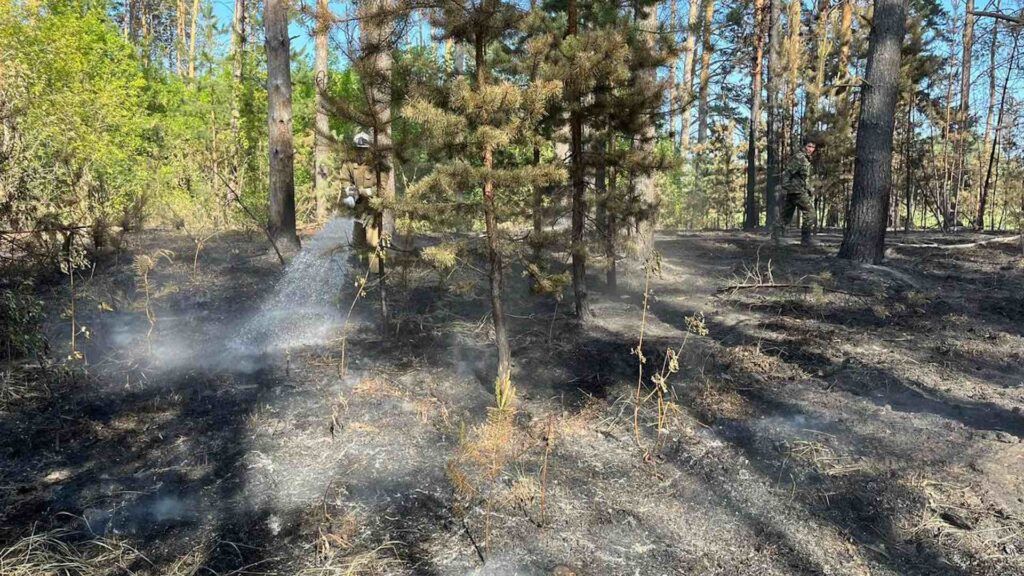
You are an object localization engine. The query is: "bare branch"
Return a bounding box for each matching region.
[970,10,1024,25]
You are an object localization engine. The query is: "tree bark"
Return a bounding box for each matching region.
[176,0,186,75]
[838,0,906,263]
[961,0,974,123]
[783,0,801,153]
[765,0,784,229]
[314,0,330,222]
[633,0,661,263]
[679,0,700,151]
[904,100,913,231]
[696,0,715,144]
[669,0,679,148]
[476,37,511,383]
[567,0,591,321]
[606,133,618,292]
[265,0,300,250]
[744,0,766,230]
[188,0,201,78]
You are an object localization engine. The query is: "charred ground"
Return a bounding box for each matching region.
[1,229,1023,575]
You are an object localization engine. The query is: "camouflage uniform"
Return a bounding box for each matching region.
[332,158,381,272]
[773,149,817,245]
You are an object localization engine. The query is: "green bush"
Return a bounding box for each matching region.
[0,283,47,361]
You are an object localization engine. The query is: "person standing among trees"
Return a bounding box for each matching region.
[773,136,820,247]
[334,131,382,272]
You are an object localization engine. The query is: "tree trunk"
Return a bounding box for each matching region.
[666,0,678,148]
[783,0,801,151]
[978,32,1017,230]
[765,0,783,229]
[904,101,913,231]
[606,133,618,292]
[360,0,397,328]
[476,37,511,383]
[265,0,300,250]
[961,0,974,125]
[314,0,330,222]
[229,0,245,201]
[633,1,661,263]
[838,0,906,263]
[805,0,829,129]
[696,0,715,144]
[188,0,201,79]
[975,16,1000,229]
[567,0,591,321]
[680,0,700,151]
[176,0,186,75]
[744,0,766,230]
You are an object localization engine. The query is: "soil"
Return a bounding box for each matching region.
[2,227,1023,575]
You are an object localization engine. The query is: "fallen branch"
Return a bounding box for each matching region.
[716,283,872,298]
[888,235,1020,250]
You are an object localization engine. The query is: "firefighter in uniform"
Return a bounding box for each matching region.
[334,131,382,272]
[773,137,819,247]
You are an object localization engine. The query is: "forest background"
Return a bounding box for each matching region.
[2,0,1024,352]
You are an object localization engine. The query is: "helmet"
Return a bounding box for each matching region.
[353,131,371,149]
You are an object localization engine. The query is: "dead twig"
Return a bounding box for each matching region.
[715,283,872,298]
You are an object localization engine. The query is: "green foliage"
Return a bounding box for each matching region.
[0,0,149,249]
[0,283,46,361]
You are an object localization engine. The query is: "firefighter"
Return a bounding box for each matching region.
[335,131,382,272]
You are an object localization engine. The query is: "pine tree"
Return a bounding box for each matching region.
[405,0,563,384]
[838,0,907,263]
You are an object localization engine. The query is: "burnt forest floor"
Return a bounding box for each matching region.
[2,226,1024,575]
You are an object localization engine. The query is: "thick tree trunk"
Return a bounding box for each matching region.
[765,0,784,229]
[744,0,766,230]
[265,0,300,250]
[567,0,590,321]
[313,0,330,222]
[229,0,245,201]
[838,0,906,263]
[696,0,714,144]
[476,38,511,383]
[680,0,700,151]
[633,1,661,264]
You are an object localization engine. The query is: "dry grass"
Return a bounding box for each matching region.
[0,527,145,576]
[899,476,1024,564]
[0,363,50,410]
[299,542,402,576]
[787,439,867,477]
[352,377,401,398]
